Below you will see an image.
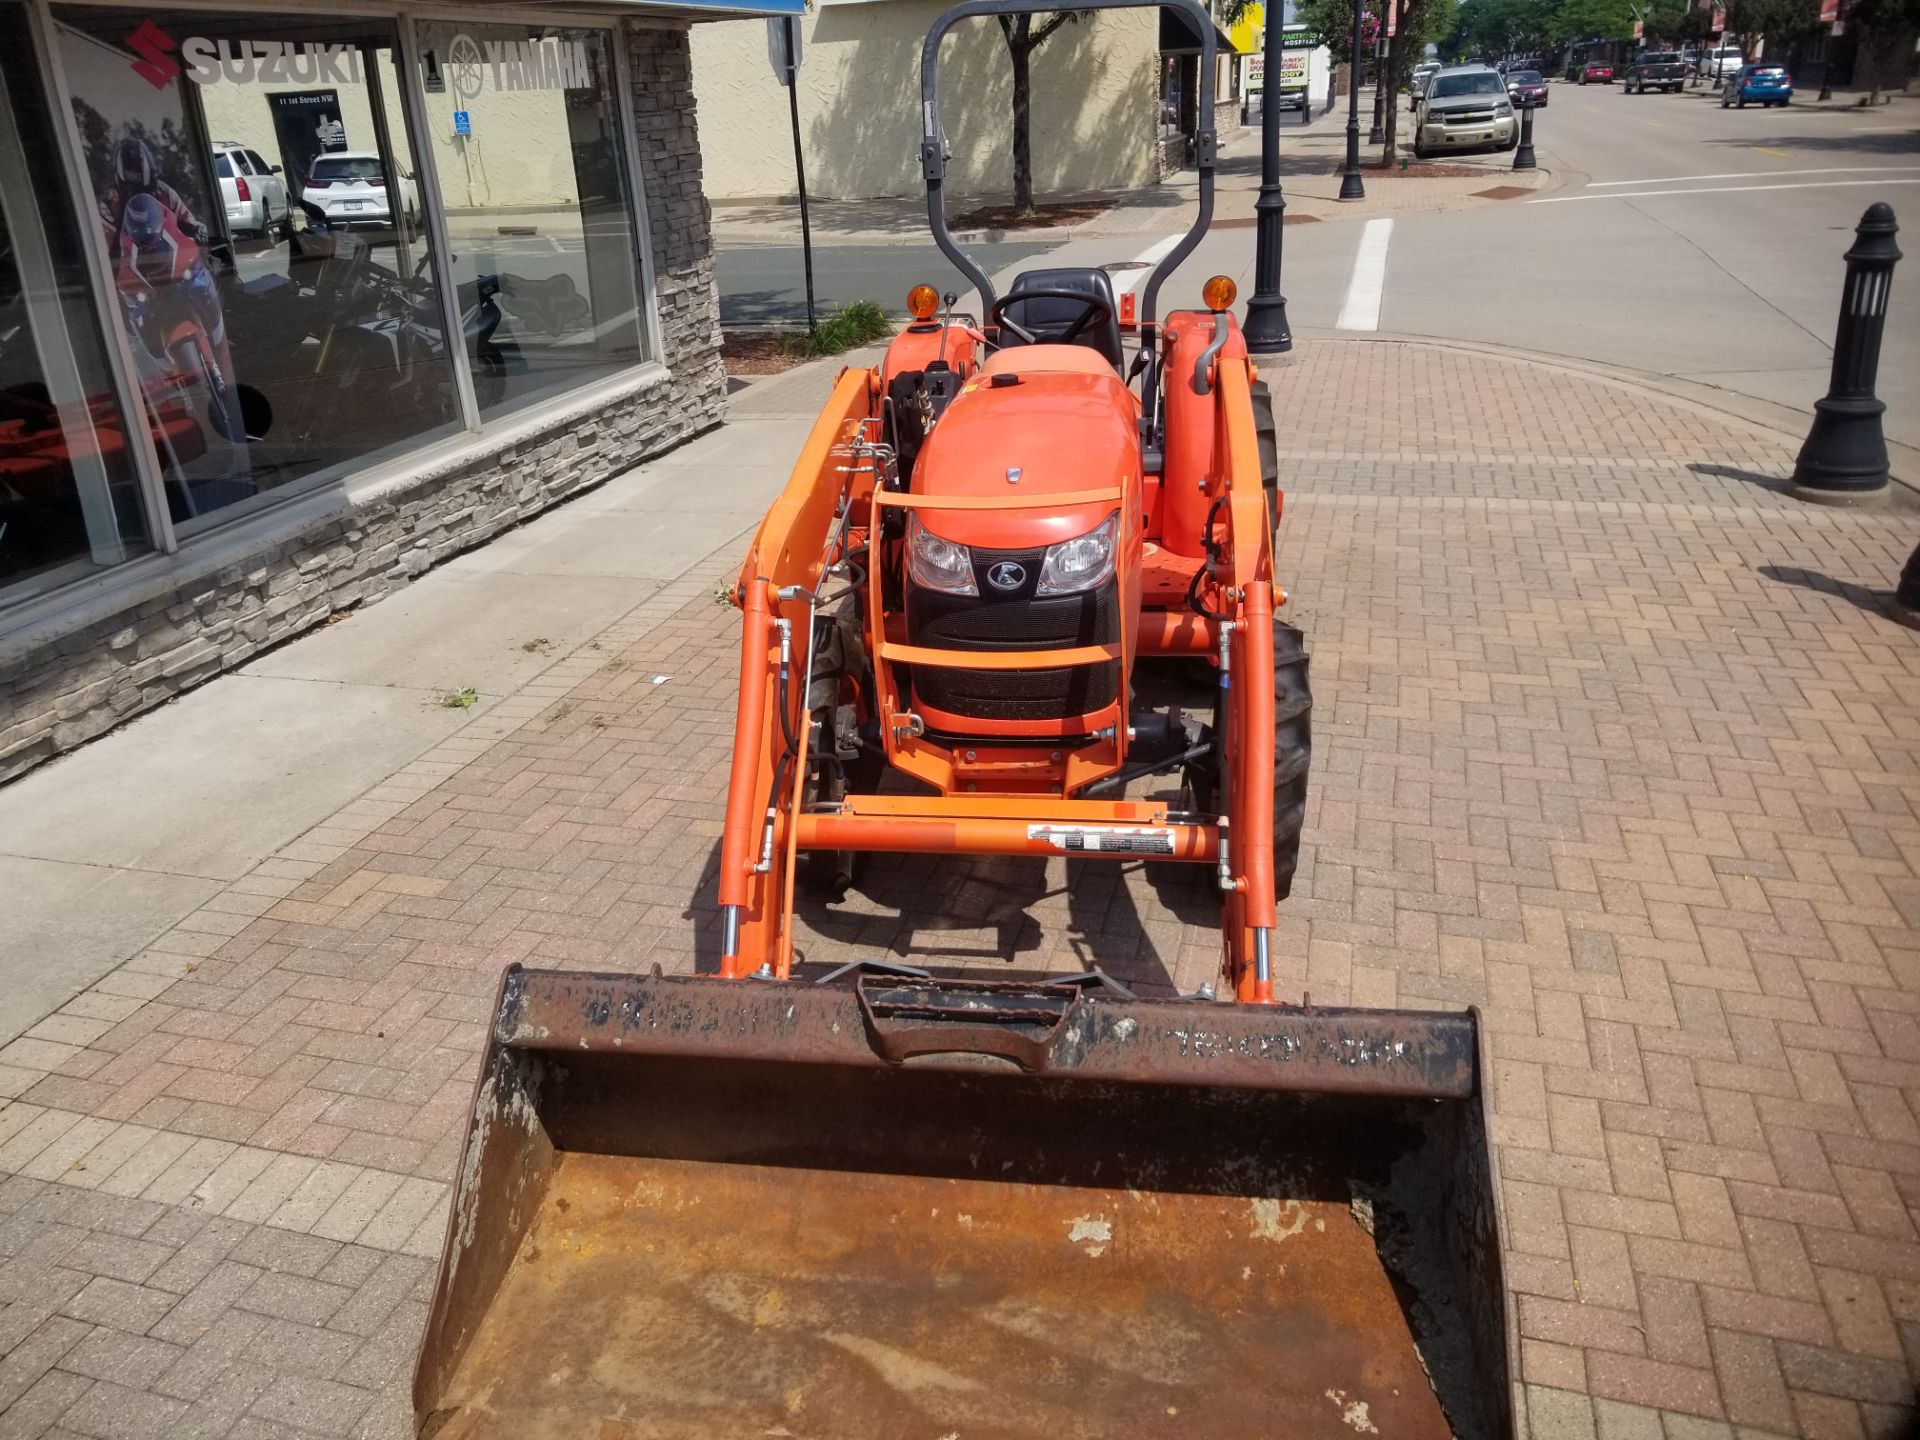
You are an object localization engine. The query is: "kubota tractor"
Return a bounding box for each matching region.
[413,3,1517,1435]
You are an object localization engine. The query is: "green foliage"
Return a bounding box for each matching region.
[1546,0,1633,45]
[810,301,894,354]
[441,687,479,709]
[1721,0,1825,45]
[1290,0,1356,52]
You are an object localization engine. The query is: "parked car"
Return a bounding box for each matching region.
[212,141,289,240]
[1410,62,1441,112]
[1413,66,1518,158]
[1623,51,1688,92]
[1724,62,1793,106]
[1572,60,1615,84]
[1703,43,1746,80]
[1505,68,1549,105]
[301,151,420,230]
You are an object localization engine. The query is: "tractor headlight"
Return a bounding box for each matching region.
[1036,513,1118,597]
[906,513,976,595]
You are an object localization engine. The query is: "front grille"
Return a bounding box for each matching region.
[1443,107,1498,126]
[906,543,1120,721]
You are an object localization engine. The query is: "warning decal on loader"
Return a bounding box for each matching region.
[1027,825,1176,856]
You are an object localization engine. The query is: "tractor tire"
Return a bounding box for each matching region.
[1180,619,1311,903]
[1251,377,1279,545]
[799,598,880,899]
[1271,620,1311,901]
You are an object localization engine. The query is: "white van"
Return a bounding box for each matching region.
[1705,43,1746,81]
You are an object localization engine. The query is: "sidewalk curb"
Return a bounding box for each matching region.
[1283,329,1920,496]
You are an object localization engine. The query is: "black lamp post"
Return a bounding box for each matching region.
[1368,31,1385,144]
[1242,12,1293,354]
[1338,0,1367,200]
[1793,202,1902,499]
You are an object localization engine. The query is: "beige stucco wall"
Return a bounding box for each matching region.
[193,41,588,213]
[691,1,1159,201]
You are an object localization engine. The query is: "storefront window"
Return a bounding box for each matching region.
[413,21,648,417]
[51,6,460,533]
[1,3,150,600]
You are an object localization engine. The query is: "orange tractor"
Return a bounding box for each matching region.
[413,3,1516,1435]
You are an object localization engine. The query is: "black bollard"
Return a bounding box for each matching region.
[1512,99,1536,171]
[1793,203,1902,500]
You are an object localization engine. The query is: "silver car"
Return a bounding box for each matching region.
[212,141,290,240]
[1410,62,1441,113]
[1413,66,1518,158]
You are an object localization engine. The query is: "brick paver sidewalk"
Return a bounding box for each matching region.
[3,340,1918,1438]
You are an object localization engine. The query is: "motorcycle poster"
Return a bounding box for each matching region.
[60,22,256,517]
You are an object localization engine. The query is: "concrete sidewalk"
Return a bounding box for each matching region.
[2,336,1919,1439]
[713,88,1553,248]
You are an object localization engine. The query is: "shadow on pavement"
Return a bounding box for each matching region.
[681,837,1189,994]
[1688,461,1794,495]
[1700,130,1919,156]
[1758,563,1914,624]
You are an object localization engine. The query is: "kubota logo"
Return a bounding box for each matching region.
[986,561,1026,592]
[127,20,180,89]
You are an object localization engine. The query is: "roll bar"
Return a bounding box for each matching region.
[920,0,1216,332]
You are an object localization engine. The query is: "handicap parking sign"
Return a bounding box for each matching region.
[453,110,471,136]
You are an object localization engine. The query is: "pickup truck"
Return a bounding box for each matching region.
[1624,52,1688,92]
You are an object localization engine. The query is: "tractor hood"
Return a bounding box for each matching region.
[914,356,1141,550]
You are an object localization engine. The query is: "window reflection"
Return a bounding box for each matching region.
[414,21,647,417]
[54,6,461,532]
[0,3,150,598]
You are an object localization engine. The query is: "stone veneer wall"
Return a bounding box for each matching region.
[0,19,723,786]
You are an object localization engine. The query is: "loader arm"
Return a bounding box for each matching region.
[719,367,877,977]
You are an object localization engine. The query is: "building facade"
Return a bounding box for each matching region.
[690,0,1164,202]
[0,0,788,784]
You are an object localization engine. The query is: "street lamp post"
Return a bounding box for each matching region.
[1368,31,1385,144]
[1242,12,1293,354]
[1338,0,1366,200]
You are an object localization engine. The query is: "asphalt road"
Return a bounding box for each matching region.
[715,239,1060,327]
[1165,80,1920,448]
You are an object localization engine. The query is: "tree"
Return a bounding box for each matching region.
[997,11,1085,215]
[1720,0,1822,51]
[1548,0,1634,48]
[1844,0,1920,98]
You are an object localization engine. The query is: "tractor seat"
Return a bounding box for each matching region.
[996,267,1125,370]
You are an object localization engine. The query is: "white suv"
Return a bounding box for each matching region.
[301,150,420,230]
[211,141,289,240]
[1704,43,1746,81]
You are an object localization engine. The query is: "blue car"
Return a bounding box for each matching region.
[1723,63,1792,107]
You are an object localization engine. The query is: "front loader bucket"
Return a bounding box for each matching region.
[414,968,1517,1440]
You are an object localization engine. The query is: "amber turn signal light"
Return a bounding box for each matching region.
[1202,275,1237,312]
[907,284,940,320]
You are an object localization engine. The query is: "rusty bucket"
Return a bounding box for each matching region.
[414,968,1516,1440]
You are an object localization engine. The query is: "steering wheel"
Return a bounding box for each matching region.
[988,287,1114,347]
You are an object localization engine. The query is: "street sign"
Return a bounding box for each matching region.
[453,110,471,136]
[766,16,803,86]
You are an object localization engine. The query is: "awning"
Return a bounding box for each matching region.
[1160,7,1239,54]
[463,0,803,14]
